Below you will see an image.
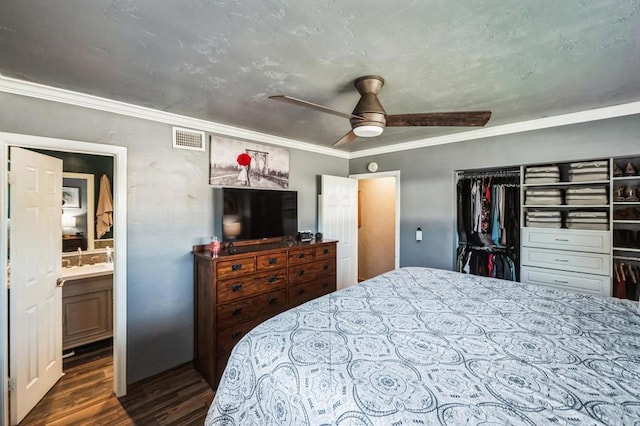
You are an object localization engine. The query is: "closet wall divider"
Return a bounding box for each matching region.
[456,168,521,281]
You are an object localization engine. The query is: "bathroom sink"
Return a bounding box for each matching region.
[62,262,114,280]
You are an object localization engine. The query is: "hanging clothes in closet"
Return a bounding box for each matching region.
[456,170,520,281]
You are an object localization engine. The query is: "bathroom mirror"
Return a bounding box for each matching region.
[62,172,95,252]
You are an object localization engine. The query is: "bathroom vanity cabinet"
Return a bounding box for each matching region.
[62,274,113,350]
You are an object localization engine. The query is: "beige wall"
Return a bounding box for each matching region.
[358,176,396,280]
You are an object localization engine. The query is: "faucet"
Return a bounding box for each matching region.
[77,247,83,267]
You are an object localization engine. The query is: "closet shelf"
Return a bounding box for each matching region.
[612,176,640,181]
[613,220,640,224]
[522,180,610,187]
[523,204,609,208]
[613,247,640,253]
[613,201,640,205]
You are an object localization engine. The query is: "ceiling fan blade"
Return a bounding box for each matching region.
[269,95,364,120]
[332,130,358,148]
[386,111,492,127]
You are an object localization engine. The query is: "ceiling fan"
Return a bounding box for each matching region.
[269,75,492,147]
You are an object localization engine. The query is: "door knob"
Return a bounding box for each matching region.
[56,277,65,288]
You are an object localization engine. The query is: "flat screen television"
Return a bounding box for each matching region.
[221,188,298,241]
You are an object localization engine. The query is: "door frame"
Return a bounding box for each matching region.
[349,170,401,271]
[1,132,128,425]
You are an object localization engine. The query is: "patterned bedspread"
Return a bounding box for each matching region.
[205,267,640,425]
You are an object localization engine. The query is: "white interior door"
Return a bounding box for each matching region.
[319,175,358,290]
[9,147,63,425]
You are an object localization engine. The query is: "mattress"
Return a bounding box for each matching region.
[206,267,640,425]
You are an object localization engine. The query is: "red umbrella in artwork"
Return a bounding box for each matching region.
[237,153,252,167]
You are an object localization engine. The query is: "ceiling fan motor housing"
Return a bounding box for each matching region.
[351,76,387,132]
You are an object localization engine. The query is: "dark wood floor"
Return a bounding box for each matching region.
[19,343,214,425]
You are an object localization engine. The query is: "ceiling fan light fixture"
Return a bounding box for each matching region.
[353,125,383,138]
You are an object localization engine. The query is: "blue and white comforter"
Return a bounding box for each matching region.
[206,267,640,425]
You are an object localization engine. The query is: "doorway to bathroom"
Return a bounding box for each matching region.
[0,132,128,426]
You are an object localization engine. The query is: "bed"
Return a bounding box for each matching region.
[205,267,640,425]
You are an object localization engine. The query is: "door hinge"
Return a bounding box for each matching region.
[7,377,14,392]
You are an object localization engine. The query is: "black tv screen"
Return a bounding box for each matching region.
[222,188,298,241]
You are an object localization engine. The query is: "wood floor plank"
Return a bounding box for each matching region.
[19,345,214,425]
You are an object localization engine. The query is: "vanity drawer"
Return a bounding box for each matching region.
[521,247,610,276]
[217,289,287,329]
[217,269,288,304]
[256,252,287,271]
[521,266,611,296]
[522,228,611,254]
[216,257,255,280]
[288,247,315,265]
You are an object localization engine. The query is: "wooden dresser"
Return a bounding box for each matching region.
[193,238,337,388]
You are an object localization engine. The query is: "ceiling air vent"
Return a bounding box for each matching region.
[173,127,205,151]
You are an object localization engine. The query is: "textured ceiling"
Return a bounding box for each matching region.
[0,1,639,152]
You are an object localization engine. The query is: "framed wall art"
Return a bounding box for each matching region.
[62,186,80,208]
[209,135,290,189]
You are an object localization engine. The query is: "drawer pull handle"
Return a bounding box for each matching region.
[322,282,329,288]
[268,276,277,283]
[297,270,305,276]
[297,289,305,295]
[231,331,242,339]
[231,308,243,316]
[554,259,569,262]
[268,257,278,264]
[268,298,277,305]
[553,280,569,284]
[323,249,329,255]
[554,238,569,242]
[231,284,243,292]
[323,265,329,270]
[231,263,243,271]
[297,253,306,259]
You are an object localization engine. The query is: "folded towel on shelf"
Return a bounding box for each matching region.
[525,165,560,184]
[525,188,563,205]
[568,161,609,182]
[565,187,608,205]
[566,211,609,230]
[525,210,562,228]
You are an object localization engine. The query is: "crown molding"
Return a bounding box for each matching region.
[1,74,638,161]
[0,75,350,159]
[349,101,640,159]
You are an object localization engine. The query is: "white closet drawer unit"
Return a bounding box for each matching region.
[521,228,611,254]
[521,247,610,276]
[521,266,611,297]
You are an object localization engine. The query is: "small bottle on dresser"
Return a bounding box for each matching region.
[210,236,220,257]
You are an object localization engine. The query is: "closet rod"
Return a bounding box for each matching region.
[457,169,520,179]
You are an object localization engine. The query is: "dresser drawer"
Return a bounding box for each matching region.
[215,316,259,384]
[217,289,287,329]
[521,266,611,296]
[256,252,287,270]
[522,228,611,254]
[313,258,335,277]
[289,274,336,307]
[521,247,610,276]
[289,262,316,285]
[216,257,255,280]
[288,247,315,265]
[315,244,336,260]
[217,269,288,304]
